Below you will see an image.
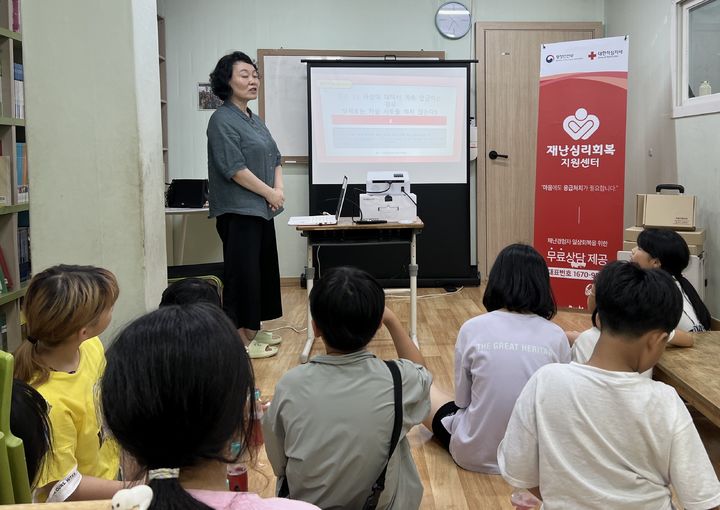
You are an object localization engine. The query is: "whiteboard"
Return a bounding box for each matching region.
[258,49,444,163]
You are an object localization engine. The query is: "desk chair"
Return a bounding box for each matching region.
[0,350,32,504]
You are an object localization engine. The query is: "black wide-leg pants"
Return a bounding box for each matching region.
[215,213,282,330]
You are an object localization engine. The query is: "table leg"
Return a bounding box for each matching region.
[300,241,315,363]
[176,214,189,265]
[410,230,418,347]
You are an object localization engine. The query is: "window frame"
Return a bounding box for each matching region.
[671,0,720,118]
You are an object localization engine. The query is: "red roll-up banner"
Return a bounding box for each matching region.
[534,36,629,309]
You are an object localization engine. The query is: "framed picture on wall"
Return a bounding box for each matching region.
[198,83,222,110]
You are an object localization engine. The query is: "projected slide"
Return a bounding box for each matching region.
[309,66,468,184]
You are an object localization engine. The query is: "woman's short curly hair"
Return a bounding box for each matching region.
[209,51,257,101]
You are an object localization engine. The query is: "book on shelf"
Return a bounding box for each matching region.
[0,156,11,205]
[0,262,8,294]
[17,225,29,283]
[16,142,27,203]
[13,63,24,119]
[11,0,21,33]
[0,312,7,352]
[0,244,14,290]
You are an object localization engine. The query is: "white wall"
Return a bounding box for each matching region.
[23,0,168,339]
[676,114,720,316]
[604,0,678,228]
[605,0,720,316]
[162,0,605,278]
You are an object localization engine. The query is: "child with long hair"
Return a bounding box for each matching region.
[13,264,123,501]
[422,243,571,473]
[101,303,317,510]
[631,228,711,347]
[11,379,52,489]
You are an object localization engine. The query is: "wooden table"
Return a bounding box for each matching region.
[294,217,424,363]
[654,331,720,428]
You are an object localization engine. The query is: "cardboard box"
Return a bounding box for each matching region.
[624,226,706,245]
[636,193,696,230]
[623,240,703,256]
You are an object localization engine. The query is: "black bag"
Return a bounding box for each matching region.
[166,179,208,208]
[278,360,403,510]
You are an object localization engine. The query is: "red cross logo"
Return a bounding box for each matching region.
[588,51,597,60]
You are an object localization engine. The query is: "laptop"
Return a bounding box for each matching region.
[288,176,348,226]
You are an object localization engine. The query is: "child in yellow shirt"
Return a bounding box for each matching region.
[13,264,124,501]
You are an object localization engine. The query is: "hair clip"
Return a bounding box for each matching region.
[147,468,180,481]
[26,335,38,344]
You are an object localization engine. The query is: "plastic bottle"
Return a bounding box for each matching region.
[227,442,248,492]
[510,489,541,509]
[699,80,712,96]
[250,388,264,447]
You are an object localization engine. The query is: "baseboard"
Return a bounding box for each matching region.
[281,277,301,287]
[298,273,481,289]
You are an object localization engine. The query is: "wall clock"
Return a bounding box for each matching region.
[435,2,471,40]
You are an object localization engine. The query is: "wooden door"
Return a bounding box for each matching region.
[476,23,603,277]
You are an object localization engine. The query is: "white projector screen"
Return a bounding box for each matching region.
[308,64,469,184]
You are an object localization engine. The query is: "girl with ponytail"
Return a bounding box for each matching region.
[101,303,317,510]
[13,264,124,500]
[632,228,711,347]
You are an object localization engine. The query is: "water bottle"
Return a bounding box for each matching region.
[250,388,264,447]
[699,80,712,96]
[227,442,248,492]
[510,489,541,509]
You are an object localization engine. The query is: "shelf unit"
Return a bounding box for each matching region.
[0,0,28,353]
[158,13,168,182]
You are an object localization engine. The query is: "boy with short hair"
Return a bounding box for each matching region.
[498,261,720,509]
[263,266,431,510]
[159,278,222,307]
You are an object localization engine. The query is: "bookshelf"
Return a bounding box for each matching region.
[158,13,168,182]
[0,0,28,353]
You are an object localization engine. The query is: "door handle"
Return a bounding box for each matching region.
[488,150,508,160]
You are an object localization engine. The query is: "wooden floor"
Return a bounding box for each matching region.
[248,285,720,509]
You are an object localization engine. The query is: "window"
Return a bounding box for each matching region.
[672,0,720,117]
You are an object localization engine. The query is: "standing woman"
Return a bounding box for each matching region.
[207,51,283,358]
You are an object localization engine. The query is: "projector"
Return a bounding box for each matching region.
[359,192,417,223]
[366,171,410,196]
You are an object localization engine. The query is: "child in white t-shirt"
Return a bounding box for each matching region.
[422,244,571,473]
[499,261,720,509]
[571,279,685,378]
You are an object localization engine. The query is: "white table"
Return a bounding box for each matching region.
[165,207,209,265]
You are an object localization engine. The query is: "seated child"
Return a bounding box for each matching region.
[423,243,571,473]
[263,266,432,510]
[13,264,124,501]
[11,379,52,489]
[159,277,222,307]
[498,261,720,509]
[631,228,711,346]
[567,229,696,362]
[101,303,318,510]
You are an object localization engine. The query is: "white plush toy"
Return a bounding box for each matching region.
[111,485,154,510]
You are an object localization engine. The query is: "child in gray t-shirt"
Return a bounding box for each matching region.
[263,266,431,510]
